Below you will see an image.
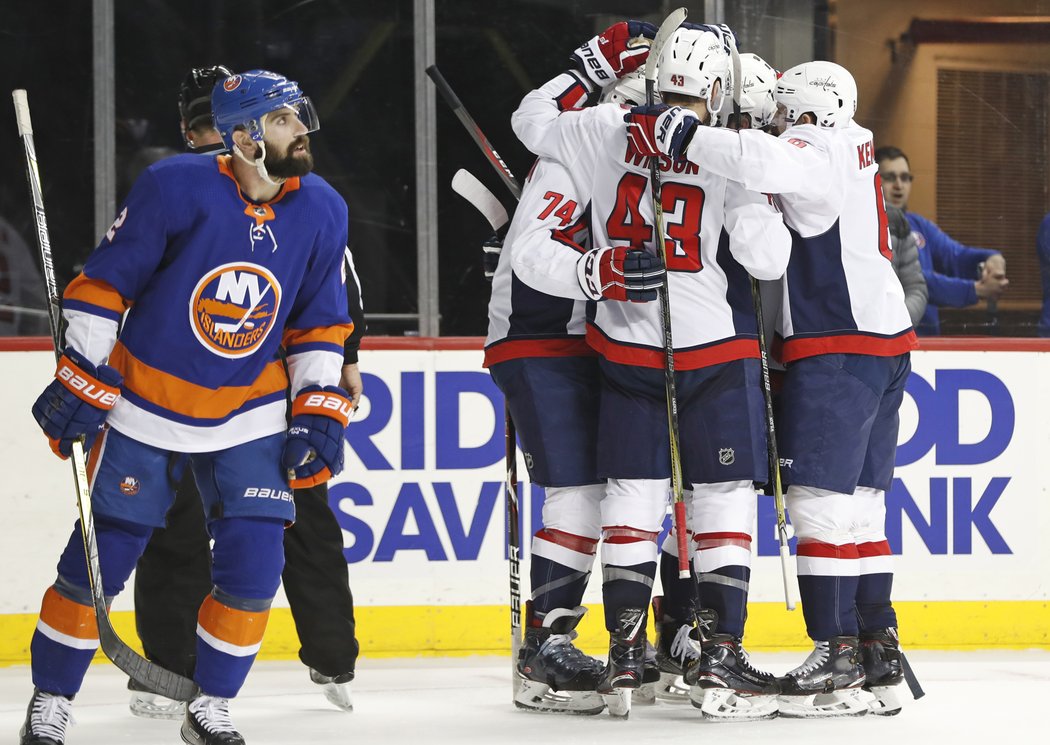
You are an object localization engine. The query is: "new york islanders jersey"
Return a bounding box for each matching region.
[484,156,592,366]
[681,121,917,362]
[62,154,353,452]
[512,73,791,370]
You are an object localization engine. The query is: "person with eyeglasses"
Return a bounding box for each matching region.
[875,146,1008,335]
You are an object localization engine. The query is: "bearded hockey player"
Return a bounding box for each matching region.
[22,70,354,745]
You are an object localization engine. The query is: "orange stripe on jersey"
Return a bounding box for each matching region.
[108,342,288,420]
[39,587,98,641]
[85,428,108,487]
[198,595,269,648]
[282,323,354,351]
[216,155,301,221]
[63,273,130,316]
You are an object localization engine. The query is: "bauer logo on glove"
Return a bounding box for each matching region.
[282,385,353,489]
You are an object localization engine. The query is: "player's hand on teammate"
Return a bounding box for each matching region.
[482,233,502,281]
[32,347,122,459]
[577,246,665,303]
[282,385,354,488]
[571,20,658,87]
[625,104,699,161]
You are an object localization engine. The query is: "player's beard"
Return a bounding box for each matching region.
[263,135,314,178]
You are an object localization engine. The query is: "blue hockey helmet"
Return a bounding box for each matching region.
[211,70,319,152]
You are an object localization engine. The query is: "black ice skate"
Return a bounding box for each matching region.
[683,634,779,720]
[861,627,904,715]
[650,596,704,703]
[20,689,73,745]
[514,604,605,715]
[630,641,664,706]
[593,607,650,719]
[180,695,246,745]
[777,636,868,718]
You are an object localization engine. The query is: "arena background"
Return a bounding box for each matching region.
[1,0,1049,669]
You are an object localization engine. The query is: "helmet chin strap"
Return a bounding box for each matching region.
[234,138,283,188]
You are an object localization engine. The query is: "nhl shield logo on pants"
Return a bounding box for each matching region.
[718,447,735,465]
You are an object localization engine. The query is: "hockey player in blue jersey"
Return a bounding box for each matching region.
[21,70,354,745]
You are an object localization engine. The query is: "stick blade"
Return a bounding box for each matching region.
[98,615,199,701]
[12,89,32,136]
[645,7,689,82]
[451,169,509,231]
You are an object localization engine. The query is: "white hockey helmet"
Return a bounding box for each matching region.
[657,27,730,121]
[601,70,651,107]
[774,60,857,129]
[738,53,779,128]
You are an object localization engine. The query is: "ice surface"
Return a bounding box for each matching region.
[1,650,1046,743]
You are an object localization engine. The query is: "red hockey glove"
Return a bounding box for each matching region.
[577,246,664,303]
[625,104,700,160]
[571,20,658,87]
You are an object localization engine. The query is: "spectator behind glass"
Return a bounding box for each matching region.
[1038,213,1050,337]
[875,146,1008,335]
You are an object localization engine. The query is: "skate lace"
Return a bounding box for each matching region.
[736,642,770,677]
[669,624,702,663]
[787,640,830,678]
[539,631,595,667]
[30,692,74,740]
[192,696,237,734]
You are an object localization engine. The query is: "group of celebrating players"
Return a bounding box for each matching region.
[484,17,917,721]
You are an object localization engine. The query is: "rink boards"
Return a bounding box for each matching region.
[0,337,1047,665]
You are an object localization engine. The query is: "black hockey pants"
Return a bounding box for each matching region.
[133,470,359,681]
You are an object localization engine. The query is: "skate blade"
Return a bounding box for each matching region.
[778,689,869,718]
[129,692,187,720]
[513,680,605,716]
[633,683,657,706]
[602,690,631,719]
[867,685,902,716]
[654,672,691,704]
[320,681,354,712]
[689,687,779,721]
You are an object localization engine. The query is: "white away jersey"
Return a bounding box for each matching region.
[682,121,917,363]
[484,156,592,366]
[512,73,790,370]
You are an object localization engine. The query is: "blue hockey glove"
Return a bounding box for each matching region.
[32,347,122,459]
[282,385,354,488]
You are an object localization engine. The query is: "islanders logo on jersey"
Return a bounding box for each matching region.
[190,262,282,359]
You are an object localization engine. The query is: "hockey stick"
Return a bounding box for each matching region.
[451,169,510,232]
[644,6,691,580]
[426,65,522,201]
[725,37,795,610]
[427,70,523,698]
[12,89,199,702]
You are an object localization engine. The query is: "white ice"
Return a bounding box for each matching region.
[1,650,1047,744]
